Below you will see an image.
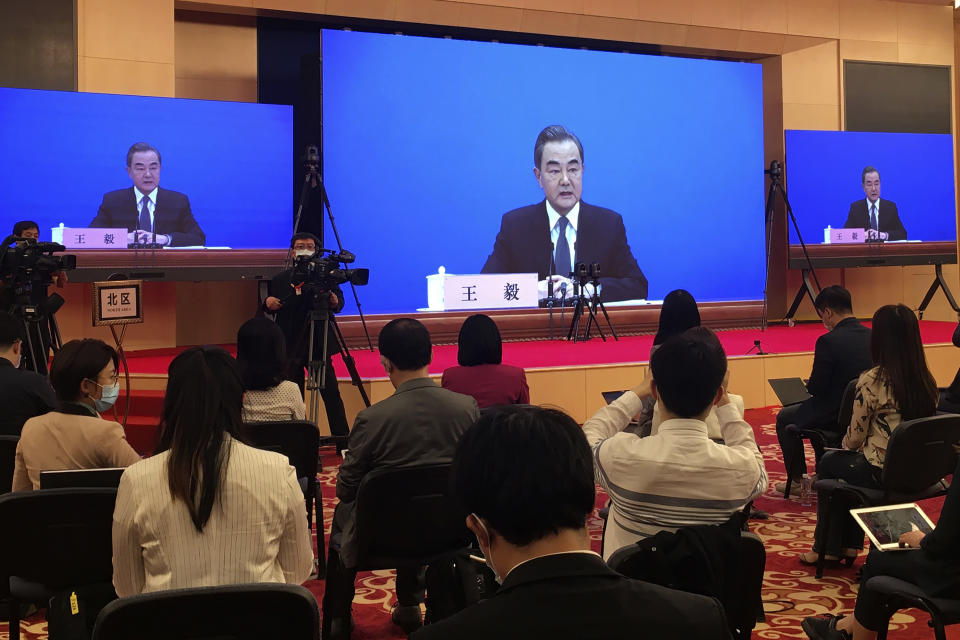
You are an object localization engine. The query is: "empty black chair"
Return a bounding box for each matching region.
[607,515,764,640]
[91,583,319,640]
[244,421,324,575]
[352,464,472,568]
[0,488,118,640]
[866,576,960,640]
[39,467,125,489]
[321,463,472,633]
[0,436,17,495]
[812,414,960,578]
[783,378,858,499]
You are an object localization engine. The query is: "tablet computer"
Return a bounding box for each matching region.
[850,503,935,551]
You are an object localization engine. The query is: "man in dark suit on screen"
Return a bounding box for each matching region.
[842,166,907,241]
[410,405,730,640]
[481,125,648,302]
[90,142,205,247]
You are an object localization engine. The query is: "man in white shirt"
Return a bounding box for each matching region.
[584,326,768,559]
[90,142,205,247]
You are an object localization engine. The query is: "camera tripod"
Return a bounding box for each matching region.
[9,301,61,375]
[566,263,618,342]
[295,293,371,425]
[762,159,821,329]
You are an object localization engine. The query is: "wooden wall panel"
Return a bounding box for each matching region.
[175,12,258,102]
[78,0,175,96]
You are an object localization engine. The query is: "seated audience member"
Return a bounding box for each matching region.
[112,346,313,596]
[236,317,306,422]
[441,314,529,408]
[583,327,767,559]
[0,313,56,436]
[937,320,960,413]
[642,289,744,440]
[323,318,479,639]
[799,304,938,565]
[801,453,960,640]
[12,339,140,490]
[411,405,731,640]
[775,286,871,495]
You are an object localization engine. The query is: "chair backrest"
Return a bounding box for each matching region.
[837,378,858,431]
[732,532,766,639]
[39,468,125,489]
[354,463,472,569]
[0,435,17,495]
[606,514,757,640]
[92,583,319,640]
[0,488,117,588]
[243,421,320,481]
[882,414,960,495]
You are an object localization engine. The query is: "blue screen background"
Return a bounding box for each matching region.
[785,130,956,243]
[321,30,766,314]
[0,88,293,248]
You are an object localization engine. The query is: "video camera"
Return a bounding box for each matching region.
[291,248,369,304]
[0,235,76,294]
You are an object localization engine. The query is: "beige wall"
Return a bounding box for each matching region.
[69,0,960,349]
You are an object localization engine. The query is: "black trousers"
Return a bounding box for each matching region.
[855,549,960,631]
[812,450,880,555]
[322,528,425,623]
[775,403,840,476]
[288,356,349,437]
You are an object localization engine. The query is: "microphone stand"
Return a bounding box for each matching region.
[559,282,567,329]
[745,339,767,356]
[546,241,555,340]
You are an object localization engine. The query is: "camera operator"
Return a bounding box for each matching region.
[12,221,68,288]
[263,232,349,440]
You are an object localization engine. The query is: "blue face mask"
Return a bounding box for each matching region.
[90,381,120,412]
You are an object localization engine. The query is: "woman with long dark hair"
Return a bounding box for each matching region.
[12,338,140,490]
[799,304,938,565]
[641,290,742,439]
[441,314,529,409]
[653,289,701,347]
[236,317,306,422]
[112,346,313,596]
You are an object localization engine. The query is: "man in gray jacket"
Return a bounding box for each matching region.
[323,317,479,639]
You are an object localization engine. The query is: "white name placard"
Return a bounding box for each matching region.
[426,272,538,311]
[52,227,127,249]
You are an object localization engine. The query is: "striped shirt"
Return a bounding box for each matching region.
[584,392,768,560]
[112,437,314,596]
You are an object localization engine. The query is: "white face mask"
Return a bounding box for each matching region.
[294,248,314,258]
[471,514,503,584]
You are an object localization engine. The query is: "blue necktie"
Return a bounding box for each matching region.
[138,197,152,233]
[554,217,571,277]
[869,203,878,232]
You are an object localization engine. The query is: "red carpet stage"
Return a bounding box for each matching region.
[118,320,958,379]
[5,407,957,639]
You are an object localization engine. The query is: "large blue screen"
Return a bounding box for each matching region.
[321,30,766,314]
[0,88,292,248]
[785,130,956,244]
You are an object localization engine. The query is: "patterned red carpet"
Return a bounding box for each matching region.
[3,406,957,639]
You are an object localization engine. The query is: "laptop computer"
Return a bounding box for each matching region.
[768,378,812,406]
[39,468,125,489]
[602,390,628,405]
